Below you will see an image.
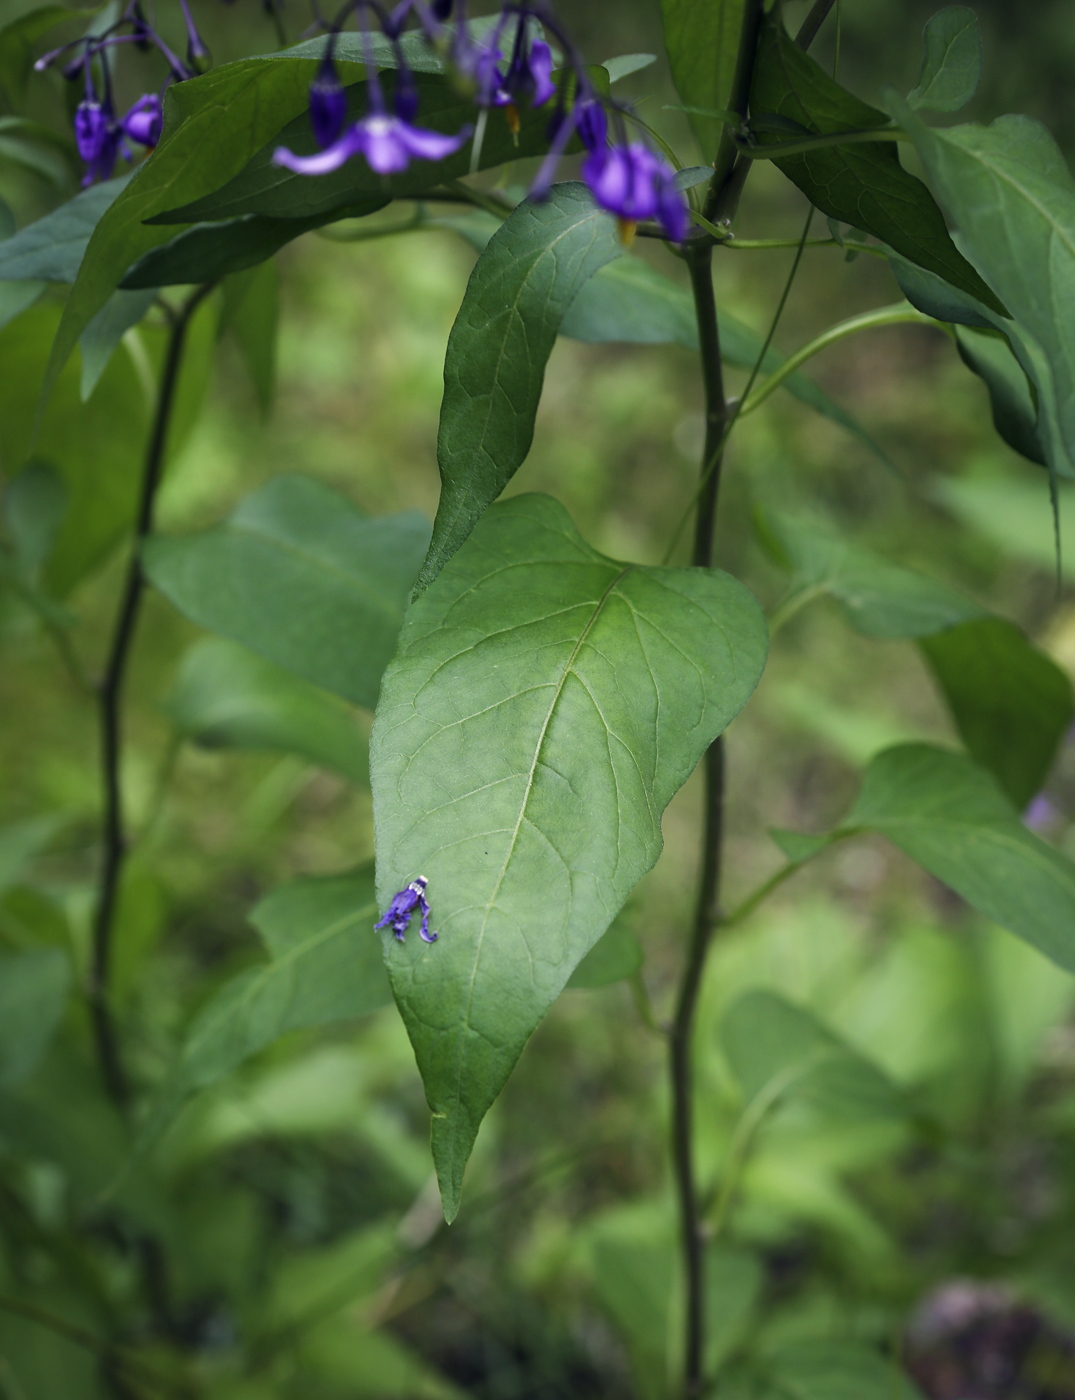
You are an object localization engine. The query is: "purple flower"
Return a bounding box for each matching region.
[574,96,606,153]
[582,141,688,242]
[275,109,470,175]
[309,57,348,148]
[120,92,162,147]
[74,99,111,164]
[503,36,555,108]
[375,875,437,943]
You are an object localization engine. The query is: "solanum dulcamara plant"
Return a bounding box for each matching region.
[1,0,1075,1394]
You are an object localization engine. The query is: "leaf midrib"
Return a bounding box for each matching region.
[444,563,634,1180]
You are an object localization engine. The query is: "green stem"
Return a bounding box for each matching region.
[795,0,837,50]
[738,303,938,418]
[89,283,213,1110]
[735,126,907,160]
[766,582,832,636]
[703,0,765,226]
[717,235,884,257]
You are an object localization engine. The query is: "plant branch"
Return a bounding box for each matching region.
[703,0,764,225]
[796,0,837,50]
[88,282,214,1109]
[738,303,938,418]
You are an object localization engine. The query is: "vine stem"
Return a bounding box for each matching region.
[88,283,213,1108]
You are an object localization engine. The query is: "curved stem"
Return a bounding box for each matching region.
[738,303,938,419]
[89,283,214,1109]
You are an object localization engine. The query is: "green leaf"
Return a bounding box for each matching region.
[153,71,568,227]
[140,864,389,1147]
[371,493,768,1220]
[721,989,904,1122]
[908,6,982,113]
[0,947,70,1087]
[764,1341,925,1400]
[79,286,156,400]
[603,53,657,85]
[166,637,370,784]
[887,97,1075,489]
[144,474,430,710]
[0,277,42,330]
[920,617,1073,808]
[749,14,1005,315]
[758,508,984,638]
[3,460,65,580]
[219,260,279,416]
[841,744,1075,973]
[954,325,1046,466]
[590,1235,673,1400]
[884,245,993,328]
[660,0,745,160]
[416,184,623,595]
[0,6,83,105]
[0,173,129,282]
[566,913,643,988]
[120,202,386,288]
[930,474,1075,570]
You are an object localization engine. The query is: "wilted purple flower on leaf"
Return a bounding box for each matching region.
[375,875,438,943]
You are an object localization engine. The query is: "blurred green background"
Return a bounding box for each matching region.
[2,1,1075,1396]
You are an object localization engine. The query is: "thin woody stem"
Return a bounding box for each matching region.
[89,283,214,1109]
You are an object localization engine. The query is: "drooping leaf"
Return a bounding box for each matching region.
[721,989,905,1122]
[887,97,1075,487]
[144,474,430,710]
[757,509,984,638]
[371,493,768,1220]
[79,286,156,400]
[153,70,568,227]
[415,185,623,595]
[566,914,643,988]
[165,637,370,784]
[920,618,1073,808]
[140,865,389,1148]
[884,245,992,328]
[839,745,1075,974]
[0,947,70,1088]
[954,325,1046,466]
[660,0,745,160]
[0,173,130,282]
[120,202,386,288]
[908,6,982,113]
[749,14,1004,314]
[218,260,279,416]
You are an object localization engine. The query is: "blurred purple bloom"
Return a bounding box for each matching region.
[120,92,162,146]
[375,875,437,943]
[582,141,688,241]
[504,36,554,107]
[574,96,606,152]
[309,58,348,147]
[275,110,470,175]
[1024,793,1059,832]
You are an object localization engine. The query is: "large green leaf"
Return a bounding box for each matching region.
[749,14,1003,314]
[907,6,982,113]
[0,947,70,1088]
[762,1341,925,1400]
[887,97,1075,486]
[78,287,156,399]
[155,71,569,227]
[140,865,389,1147]
[721,989,904,1123]
[0,174,130,282]
[165,637,370,784]
[837,745,1075,973]
[758,509,984,638]
[660,0,744,161]
[920,618,1073,809]
[143,474,430,710]
[371,493,768,1219]
[415,184,622,595]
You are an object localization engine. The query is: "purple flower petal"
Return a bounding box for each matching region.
[397,119,472,162]
[272,126,366,175]
[527,40,555,106]
[575,98,606,153]
[120,93,162,148]
[355,116,412,173]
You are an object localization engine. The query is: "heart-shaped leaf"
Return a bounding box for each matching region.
[371,493,768,1219]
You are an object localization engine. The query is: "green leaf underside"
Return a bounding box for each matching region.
[144,474,430,711]
[955,326,1046,465]
[888,99,1075,488]
[140,865,389,1150]
[166,637,370,785]
[660,0,745,161]
[154,73,572,226]
[749,15,1004,315]
[416,185,624,596]
[759,509,984,638]
[920,618,1073,809]
[722,989,903,1121]
[370,494,768,1220]
[908,5,982,113]
[844,744,1075,974]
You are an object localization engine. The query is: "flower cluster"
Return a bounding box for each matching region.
[274,0,689,241]
[34,0,206,184]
